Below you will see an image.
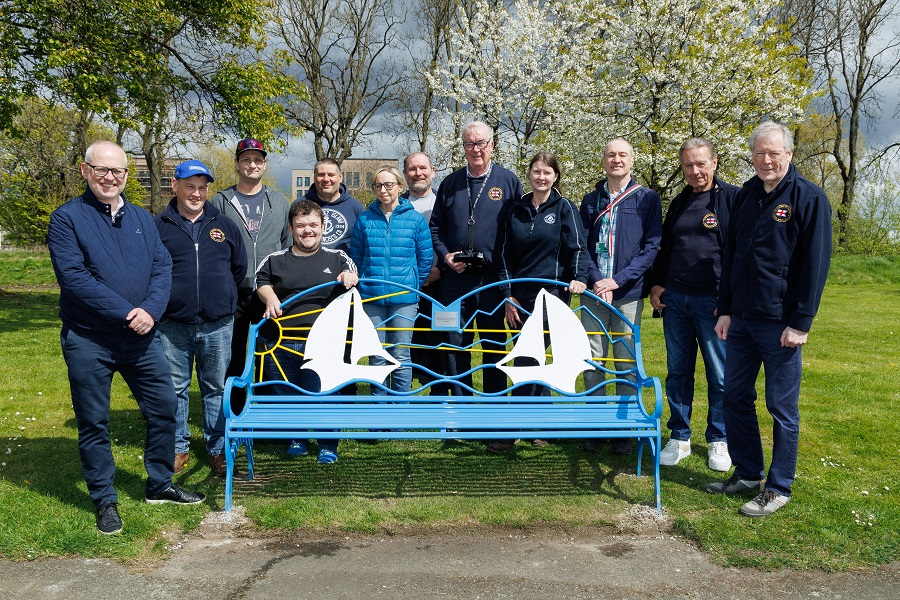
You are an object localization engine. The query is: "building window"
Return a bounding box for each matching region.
[353,172,360,188]
[296,176,303,186]
[304,177,310,187]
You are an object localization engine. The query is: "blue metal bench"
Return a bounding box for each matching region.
[223,278,663,512]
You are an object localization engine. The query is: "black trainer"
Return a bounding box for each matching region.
[145,484,206,505]
[96,502,123,534]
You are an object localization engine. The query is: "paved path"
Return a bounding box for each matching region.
[1,511,897,599]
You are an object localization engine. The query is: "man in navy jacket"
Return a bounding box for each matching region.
[578,139,662,455]
[155,160,247,477]
[48,141,205,535]
[708,122,832,517]
[430,121,523,410]
[648,138,739,472]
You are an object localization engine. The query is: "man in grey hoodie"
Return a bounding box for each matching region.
[209,138,291,379]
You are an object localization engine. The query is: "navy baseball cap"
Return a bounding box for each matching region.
[174,159,215,182]
[235,138,267,159]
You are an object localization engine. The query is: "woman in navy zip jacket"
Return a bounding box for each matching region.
[349,166,433,393]
[495,152,588,427]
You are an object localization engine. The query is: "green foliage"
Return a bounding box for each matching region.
[0,99,114,245]
[0,0,302,141]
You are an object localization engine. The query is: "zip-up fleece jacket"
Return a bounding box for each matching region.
[209,186,290,293]
[300,183,365,253]
[497,189,588,297]
[154,199,248,324]
[717,163,832,332]
[348,198,433,305]
[579,178,663,300]
[48,187,172,338]
[648,177,740,294]
[430,163,523,267]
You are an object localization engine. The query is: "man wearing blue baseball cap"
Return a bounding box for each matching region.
[155,159,247,476]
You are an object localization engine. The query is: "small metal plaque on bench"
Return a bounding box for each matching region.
[431,300,461,331]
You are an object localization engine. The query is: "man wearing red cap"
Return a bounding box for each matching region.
[210,139,291,379]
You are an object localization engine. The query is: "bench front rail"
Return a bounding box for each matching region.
[224,278,663,512]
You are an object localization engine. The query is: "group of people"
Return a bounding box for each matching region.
[48,118,831,534]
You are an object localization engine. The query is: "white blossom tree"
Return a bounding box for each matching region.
[428,0,815,199]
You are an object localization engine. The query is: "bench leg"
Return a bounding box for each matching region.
[225,438,236,512]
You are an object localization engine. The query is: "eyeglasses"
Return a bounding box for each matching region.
[372,181,398,191]
[86,164,128,179]
[239,157,267,166]
[462,139,492,150]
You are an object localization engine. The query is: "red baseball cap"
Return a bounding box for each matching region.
[235,138,267,159]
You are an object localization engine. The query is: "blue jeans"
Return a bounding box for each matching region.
[262,340,337,453]
[579,296,643,396]
[724,316,802,496]
[60,327,176,507]
[660,291,726,443]
[159,316,233,456]
[364,303,417,394]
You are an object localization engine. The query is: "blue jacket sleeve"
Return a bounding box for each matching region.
[611,190,663,290]
[415,215,433,288]
[141,228,173,321]
[48,209,136,326]
[562,198,589,283]
[348,216,365,271]
[579,194,602,286]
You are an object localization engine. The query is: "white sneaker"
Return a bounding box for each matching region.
[707,441,732,472]
[659,438,691,466]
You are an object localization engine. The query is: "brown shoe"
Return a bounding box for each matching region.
[174,452,189,474]
[486,439,517,454]
[209,454,227,477]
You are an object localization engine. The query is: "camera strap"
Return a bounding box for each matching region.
[466,163,493,251]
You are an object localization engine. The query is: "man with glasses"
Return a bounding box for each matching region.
[48,141,205,535]
[210,138,291,379]
[708,122,832,517]
[297,158,364,253]
[430,122,523,453]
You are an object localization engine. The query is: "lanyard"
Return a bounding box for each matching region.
[466,163,493,250]
[593,182,641,253]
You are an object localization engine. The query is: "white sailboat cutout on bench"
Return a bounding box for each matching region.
[497,288,593,394]
[301,288,399,391]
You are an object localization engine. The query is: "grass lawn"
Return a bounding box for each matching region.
[0,248,898,569]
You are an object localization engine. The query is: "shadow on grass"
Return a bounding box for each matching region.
[0,289,61,335]
[228,439,656,507]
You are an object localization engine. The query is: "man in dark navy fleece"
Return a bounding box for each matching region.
[708,122,832,517]
[430,121,523,407]
[649,138,739,472]
[155,160,247,477]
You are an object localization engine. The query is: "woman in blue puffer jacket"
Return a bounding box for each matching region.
[349,166,433,393]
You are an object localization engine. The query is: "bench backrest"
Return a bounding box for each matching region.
[232,278,654,405]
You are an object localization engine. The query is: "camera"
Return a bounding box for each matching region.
[454,250,488,269]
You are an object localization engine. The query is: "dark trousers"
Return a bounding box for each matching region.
[724,316,802,496]
[441,271,508,395]
[262,340,338,452]
[509,284,562,397]
[60,327,176,507]
[411,279,452,395]
[227,289,265,379]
